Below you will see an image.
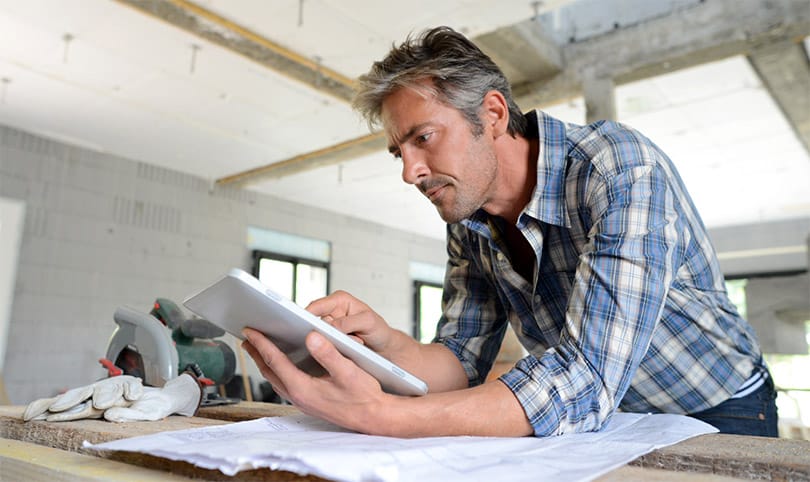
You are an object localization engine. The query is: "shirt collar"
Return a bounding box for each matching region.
[524,110,571,228]
[462,110,571,235]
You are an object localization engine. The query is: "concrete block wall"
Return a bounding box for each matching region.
[0,124,446,404]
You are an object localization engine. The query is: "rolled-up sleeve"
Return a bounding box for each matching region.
[433,224,510,386]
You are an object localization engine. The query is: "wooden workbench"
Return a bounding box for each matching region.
[1,403,808,481]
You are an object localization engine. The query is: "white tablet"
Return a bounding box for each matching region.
[183,268,428,397]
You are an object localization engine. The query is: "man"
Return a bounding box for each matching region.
[242,26,777,438]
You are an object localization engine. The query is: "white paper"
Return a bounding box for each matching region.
[84,412,716,482]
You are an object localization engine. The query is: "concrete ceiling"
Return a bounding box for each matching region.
[0,0,808,241]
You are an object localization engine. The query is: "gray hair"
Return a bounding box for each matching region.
[352,26,527,138]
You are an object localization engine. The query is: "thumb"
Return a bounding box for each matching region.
[306,332,356,382]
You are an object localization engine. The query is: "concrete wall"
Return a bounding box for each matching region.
[0,124,446,404]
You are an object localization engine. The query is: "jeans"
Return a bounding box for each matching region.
[688,369,779,437]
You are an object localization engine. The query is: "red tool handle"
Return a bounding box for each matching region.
[98,358,123,377]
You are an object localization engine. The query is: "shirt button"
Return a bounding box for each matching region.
[496,253,506,262]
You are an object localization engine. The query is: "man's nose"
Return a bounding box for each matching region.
[401,149,429,185]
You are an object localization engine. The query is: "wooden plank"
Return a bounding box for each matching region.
[197,401,301,422]
[632,433,810,480]
[597,466,745,481]
[0,405,228,452]
[0,438,196,481]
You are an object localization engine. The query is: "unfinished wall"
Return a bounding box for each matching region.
[0,124,446,404]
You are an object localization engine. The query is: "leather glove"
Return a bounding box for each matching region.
[23,375,144,422]
[104,372,203,422]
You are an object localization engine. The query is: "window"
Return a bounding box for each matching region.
[413,281,443,343]
[252,251,329,307]
[246,226,330,306]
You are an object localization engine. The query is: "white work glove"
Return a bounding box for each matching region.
[23,375,144,422]
[103,372,203,422]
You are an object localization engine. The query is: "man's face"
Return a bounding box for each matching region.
[381,84,498,224]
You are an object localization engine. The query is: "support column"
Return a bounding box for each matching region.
[583,76,616,123]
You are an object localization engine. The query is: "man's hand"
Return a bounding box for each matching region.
[241,290,532,437]
[241,328,391,433]
[242,326,533,437]
[305,290,402,357]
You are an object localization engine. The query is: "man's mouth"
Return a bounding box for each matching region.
[425,185,445,202]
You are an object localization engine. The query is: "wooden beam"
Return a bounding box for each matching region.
[0,438,196,481]
[216,131,386,186]
[113,0,356,103]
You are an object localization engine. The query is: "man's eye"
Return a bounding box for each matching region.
[416,132,432,144]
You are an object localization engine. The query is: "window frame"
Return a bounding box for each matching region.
[413,280,443,342]
[251,249,330,304]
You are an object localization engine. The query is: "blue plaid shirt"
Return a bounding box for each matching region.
[434,111,762,436]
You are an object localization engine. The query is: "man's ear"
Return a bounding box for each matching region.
[481,90,509,137]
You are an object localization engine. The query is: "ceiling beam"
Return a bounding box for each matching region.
[114,0,357,103]
[475,21,563,86]
[747,40,810,155]
[217,131,386,184]
[515,0,810,107]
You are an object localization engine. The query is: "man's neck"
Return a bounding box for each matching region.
[483,135,539,225]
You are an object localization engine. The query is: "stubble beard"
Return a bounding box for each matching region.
[428,141,498,224]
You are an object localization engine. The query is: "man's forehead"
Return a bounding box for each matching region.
[380,84,439,138]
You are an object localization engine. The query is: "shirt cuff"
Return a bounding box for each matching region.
[499,360,561,437]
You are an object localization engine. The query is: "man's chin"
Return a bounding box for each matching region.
[435,206,471,224]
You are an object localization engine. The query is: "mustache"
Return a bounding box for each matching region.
[417,176,451,195]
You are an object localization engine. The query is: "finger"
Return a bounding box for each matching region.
[240,331,302,399]
[305,290,364,318]
[318,314,362,344]
[49,385,94,412]
[92,382,124,409]
[27,411,48,422]
[23,397,56,422]
[330,313,373,336]
[241,339,289,396]
[123,378,144,401]
[46,400,104,422]
[305,332,359,384]
[104,406,154,423]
